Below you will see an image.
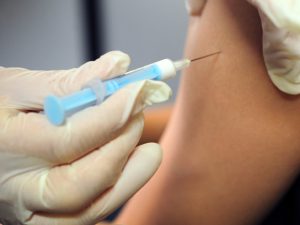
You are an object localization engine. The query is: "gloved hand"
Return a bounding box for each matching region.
[0,51,172,225]
[246,0,300,94]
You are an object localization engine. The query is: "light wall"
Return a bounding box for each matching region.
[0,0,85,70]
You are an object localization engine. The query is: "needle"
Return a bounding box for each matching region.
[190,51,221,62]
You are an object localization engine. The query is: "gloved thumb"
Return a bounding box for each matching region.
[0,51,130,110]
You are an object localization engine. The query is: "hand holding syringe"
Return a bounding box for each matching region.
[44,52,220,125]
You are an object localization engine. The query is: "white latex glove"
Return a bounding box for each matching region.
[246,0,300,94]
[0,51,172,225]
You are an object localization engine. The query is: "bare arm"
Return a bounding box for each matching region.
[117,0,300,224]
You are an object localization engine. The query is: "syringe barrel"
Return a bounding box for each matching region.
[104,64,162,95]
[44,88,97,126]
[44,63,164,125]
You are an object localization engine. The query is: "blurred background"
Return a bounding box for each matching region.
[0,0,188,101]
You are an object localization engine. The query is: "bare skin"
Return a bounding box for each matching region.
[117,0,300,224]
[139,107,172,144]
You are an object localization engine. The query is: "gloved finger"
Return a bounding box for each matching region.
[23,114,144,213]
[88,143,163,221]
[27,143,162,225]
[185,0,207,16]
[247,0,300,31]
[0,51,130,110]
[246,0,300,94]
[1,80,171,164]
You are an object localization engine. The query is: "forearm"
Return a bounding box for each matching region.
[118,0,300,224]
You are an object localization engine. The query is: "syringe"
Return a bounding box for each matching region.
[44,52,220,125]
